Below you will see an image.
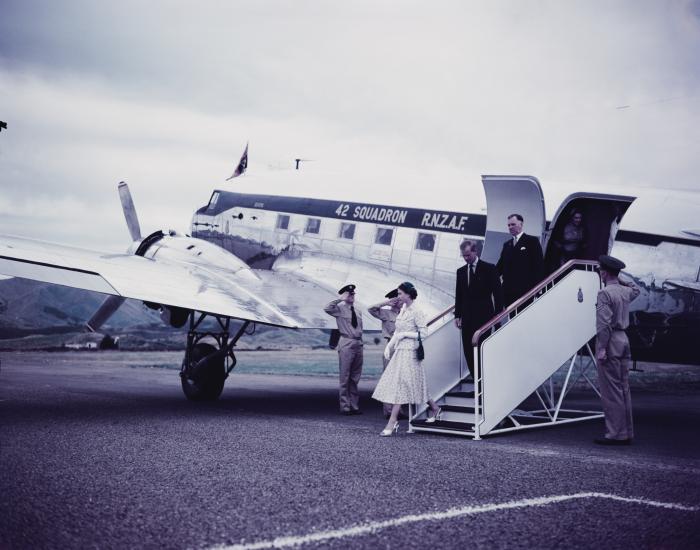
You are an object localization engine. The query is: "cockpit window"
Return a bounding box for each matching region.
[208,192,220,208]
[339,222,356,240]
[276,214,290,230]
[415,232,436,252]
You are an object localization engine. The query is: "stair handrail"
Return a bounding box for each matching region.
[427,260,599,331]
[471,259,598,346]
[427,305,455,327]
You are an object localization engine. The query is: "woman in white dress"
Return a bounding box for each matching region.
[372,282,441,436]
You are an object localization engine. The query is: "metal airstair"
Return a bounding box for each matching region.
[409,260,604,439]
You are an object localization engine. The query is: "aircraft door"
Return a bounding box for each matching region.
[480,175,546,264]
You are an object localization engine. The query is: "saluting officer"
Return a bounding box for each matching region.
[368,289,405,418]
[595,255,640,445]
[324,284,364,415]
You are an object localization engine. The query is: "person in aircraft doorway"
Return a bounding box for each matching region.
[556,209,587,266]
[496,213,545,307]
[454,240,504,381]
[324,284,364,415]
[594,255,640,446]
[368,289,407,419]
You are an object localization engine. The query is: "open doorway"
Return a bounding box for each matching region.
[544,195,634,273]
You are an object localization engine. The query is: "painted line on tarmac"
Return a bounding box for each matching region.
[212,492,699,550]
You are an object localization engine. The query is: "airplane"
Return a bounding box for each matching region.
[1,170,698,402]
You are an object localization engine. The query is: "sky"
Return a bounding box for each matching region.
[1,0,699,251]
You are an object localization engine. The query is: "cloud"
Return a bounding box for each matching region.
[0,0,699,249]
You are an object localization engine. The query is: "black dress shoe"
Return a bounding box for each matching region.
[350,409,363,415]
[594,437,632,446]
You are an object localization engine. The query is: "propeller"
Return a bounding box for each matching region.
[119,181,142,242]
[86,295,126,333]
[85,182,142,333]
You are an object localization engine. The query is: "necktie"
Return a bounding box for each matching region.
[469,263,475,284]
[350,306,358,328]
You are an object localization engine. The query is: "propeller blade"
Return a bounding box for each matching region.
[85,295,126,332]
[118,181,142,242]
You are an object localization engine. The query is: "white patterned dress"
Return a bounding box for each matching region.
[372,303,431,405]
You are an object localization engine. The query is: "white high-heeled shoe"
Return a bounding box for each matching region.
[425,407,442,424]
[380,422,399,436]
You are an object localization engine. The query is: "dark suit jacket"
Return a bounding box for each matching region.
[454,259,504,330]
[496,233,545,305]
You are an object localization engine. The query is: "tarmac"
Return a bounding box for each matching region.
[1,351,699,549]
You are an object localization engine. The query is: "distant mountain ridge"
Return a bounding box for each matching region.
[0,278,340,350]
[0,277,162,331]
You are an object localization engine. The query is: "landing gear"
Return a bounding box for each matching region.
[179,312,252,401]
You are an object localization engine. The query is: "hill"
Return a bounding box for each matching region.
[0,278,358,351]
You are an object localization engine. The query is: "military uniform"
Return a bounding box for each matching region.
[324,285,363,414]
[368,289,401,417]
[595,256,640,443]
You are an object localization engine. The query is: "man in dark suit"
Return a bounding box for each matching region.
[496,213,545,307]
[454,240,504,379]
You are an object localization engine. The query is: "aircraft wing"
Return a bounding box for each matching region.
[0,235,351,329]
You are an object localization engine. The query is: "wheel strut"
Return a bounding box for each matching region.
[179,312,252,401]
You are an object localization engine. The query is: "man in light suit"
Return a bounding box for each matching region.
[324,284,364,415]
[496,213,545,307]
[594,255,640,445]
[454,240,504,380]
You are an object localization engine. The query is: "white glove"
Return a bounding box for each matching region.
[383,345,392,361]
[384,334,398,360]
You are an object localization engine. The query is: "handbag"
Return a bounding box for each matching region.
[416,331,425,361]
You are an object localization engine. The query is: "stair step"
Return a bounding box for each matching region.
[443,395,475,407]
[445,390,475,398]
[411,418,475,432]
[440,404,475,413]
[454,382,475,393]
[440,411,475,423]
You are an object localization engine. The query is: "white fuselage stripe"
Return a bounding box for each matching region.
[210,492,699,550]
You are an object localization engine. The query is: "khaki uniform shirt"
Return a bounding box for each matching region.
[324,299,363,339]
[368,305,398,339]
[596,281,640,350]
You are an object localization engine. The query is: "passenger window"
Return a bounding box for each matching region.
[276,214,290,230]
[305,218,321,234]
[339,222,356,240]
[375,227,393,246]
[415,232,436,252]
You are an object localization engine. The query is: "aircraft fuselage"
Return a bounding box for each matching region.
[191,185,700,365]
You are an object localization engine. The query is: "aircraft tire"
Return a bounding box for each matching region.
[180,343,226,401]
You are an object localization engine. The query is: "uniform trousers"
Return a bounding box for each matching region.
[597,331,634,440]
[337,338,363,412]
